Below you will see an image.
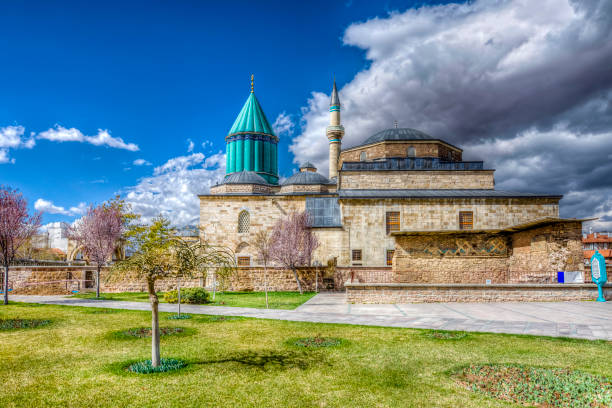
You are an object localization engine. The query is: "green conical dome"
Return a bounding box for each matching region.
[228,92,275,136]
[225,88,279,185]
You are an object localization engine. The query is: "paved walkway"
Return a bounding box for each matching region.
[8,293,612,341]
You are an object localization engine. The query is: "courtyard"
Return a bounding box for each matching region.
[1,300,611,407]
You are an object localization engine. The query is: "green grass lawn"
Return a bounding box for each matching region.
[1,303,611,407]
[71,291,317,309]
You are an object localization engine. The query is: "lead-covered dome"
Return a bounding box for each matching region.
[359,128,434,147]
[281,171,334,186]
[223,171,269,185]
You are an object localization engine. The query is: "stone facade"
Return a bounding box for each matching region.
[345,282,612,303]
[338,170,495,190]
[392,221,585,285]
[339,140,462,168]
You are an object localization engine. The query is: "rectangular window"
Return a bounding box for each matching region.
[459,211,473,230]
[306,197,341,227]
[237,256,250,267]
[351,250,362,262]
[386,211,400,234]
[386,250,395,266]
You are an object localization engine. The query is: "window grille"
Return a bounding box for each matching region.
[459,211,473,230]
[237,256,250,267]
[238,210,250,233]
[407,146,416,157]
[360,151,367,161]
[386,250,395,266]
[306,197,341,227]
[352,250,362,262]
[386,212,400,234]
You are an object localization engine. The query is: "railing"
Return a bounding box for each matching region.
[342,157,485,171]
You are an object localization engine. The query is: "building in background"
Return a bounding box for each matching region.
[199,78,587,301]
[583,232,612,269]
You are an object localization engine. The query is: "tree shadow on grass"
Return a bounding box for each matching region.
[192,349,326,371]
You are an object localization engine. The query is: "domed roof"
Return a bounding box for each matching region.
[224,171,269,185]
[282,171,334,186]
[359,128,434,147]
[228,92,275,136]
[300,161,316,169]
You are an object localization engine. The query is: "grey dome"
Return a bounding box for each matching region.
[282,171,334,186]
[223,171,269,185]
[300,161,316,169]
[359,128,434,147]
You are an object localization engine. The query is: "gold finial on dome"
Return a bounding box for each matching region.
[250,74,254,93]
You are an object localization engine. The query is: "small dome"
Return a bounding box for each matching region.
[223,171,269,185]
[299,161,317,171]
[281,171,334,186]
[359,128,434,147]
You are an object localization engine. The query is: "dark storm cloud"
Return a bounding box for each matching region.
[290,0,612,230]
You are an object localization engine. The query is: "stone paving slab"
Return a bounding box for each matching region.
[7,294,612,341]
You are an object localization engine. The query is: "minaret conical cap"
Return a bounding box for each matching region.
[330,80,340,106]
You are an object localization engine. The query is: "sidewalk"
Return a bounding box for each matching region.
[8,293,612,341]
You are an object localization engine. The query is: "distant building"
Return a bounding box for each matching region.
[583,232,612,268]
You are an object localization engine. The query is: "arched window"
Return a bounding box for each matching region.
[407,146,416,157]
[360,151,367,161]
[238,210,250,233]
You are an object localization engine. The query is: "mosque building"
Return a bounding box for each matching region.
[199,79,594,302]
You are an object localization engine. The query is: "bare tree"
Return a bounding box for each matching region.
[253,230,273,308]
[67,203,123,298]
[270,212,319,295]
[0,187,42,305]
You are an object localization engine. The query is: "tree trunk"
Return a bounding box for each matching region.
[3,264,9,305]
[264,263,268,309]
[177,277,181,317]
[212,271,216,301]
[96,265,101,298]
[147,279,161,367]
[292,267,303,295]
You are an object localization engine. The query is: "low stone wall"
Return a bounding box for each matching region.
[345,282,612,303]
[7,266,98,295]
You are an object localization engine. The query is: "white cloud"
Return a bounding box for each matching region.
[0,125,35,163]
[37,125,139,151]
[272,112,295,137]
[153,153,205,175]
[34,199,87,216]
[125,151,226,226]
[133,158,152,166]
[187,139,195,153]
[201,140,213,150]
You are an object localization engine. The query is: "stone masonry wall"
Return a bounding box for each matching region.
[339,171,495,190]
[345,283,612,303]
[509,221,585,283]
[7,266,98,294]
[339,141,462,167]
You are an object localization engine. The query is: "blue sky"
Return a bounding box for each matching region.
[2,0,612,230]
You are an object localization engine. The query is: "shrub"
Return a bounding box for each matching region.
[164,288,210,304]
[127,358,187,374]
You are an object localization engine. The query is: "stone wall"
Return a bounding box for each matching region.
[339,140,462,167]
[345,282,612,303]
[509,221,585,283]
[279,184,335,194]
[339,170,495,190]
[7,266,98,294]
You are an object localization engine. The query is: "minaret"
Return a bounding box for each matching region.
[326,79,344,179]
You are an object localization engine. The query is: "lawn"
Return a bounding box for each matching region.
[71,291,317,309]
[1,303,611,407]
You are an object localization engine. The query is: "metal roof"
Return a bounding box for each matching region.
[347,127,462,151]
[223,171,269,185]
[337,189,563,199]
[282,171,335,186]
[300,161,316,169]
[330,80,340,106]
[228,92,275,136]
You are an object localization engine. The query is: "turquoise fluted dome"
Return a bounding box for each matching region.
[228,92,275,135]
[225,89,279,185]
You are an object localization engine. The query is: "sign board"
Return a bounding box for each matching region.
[590,251,607,302]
